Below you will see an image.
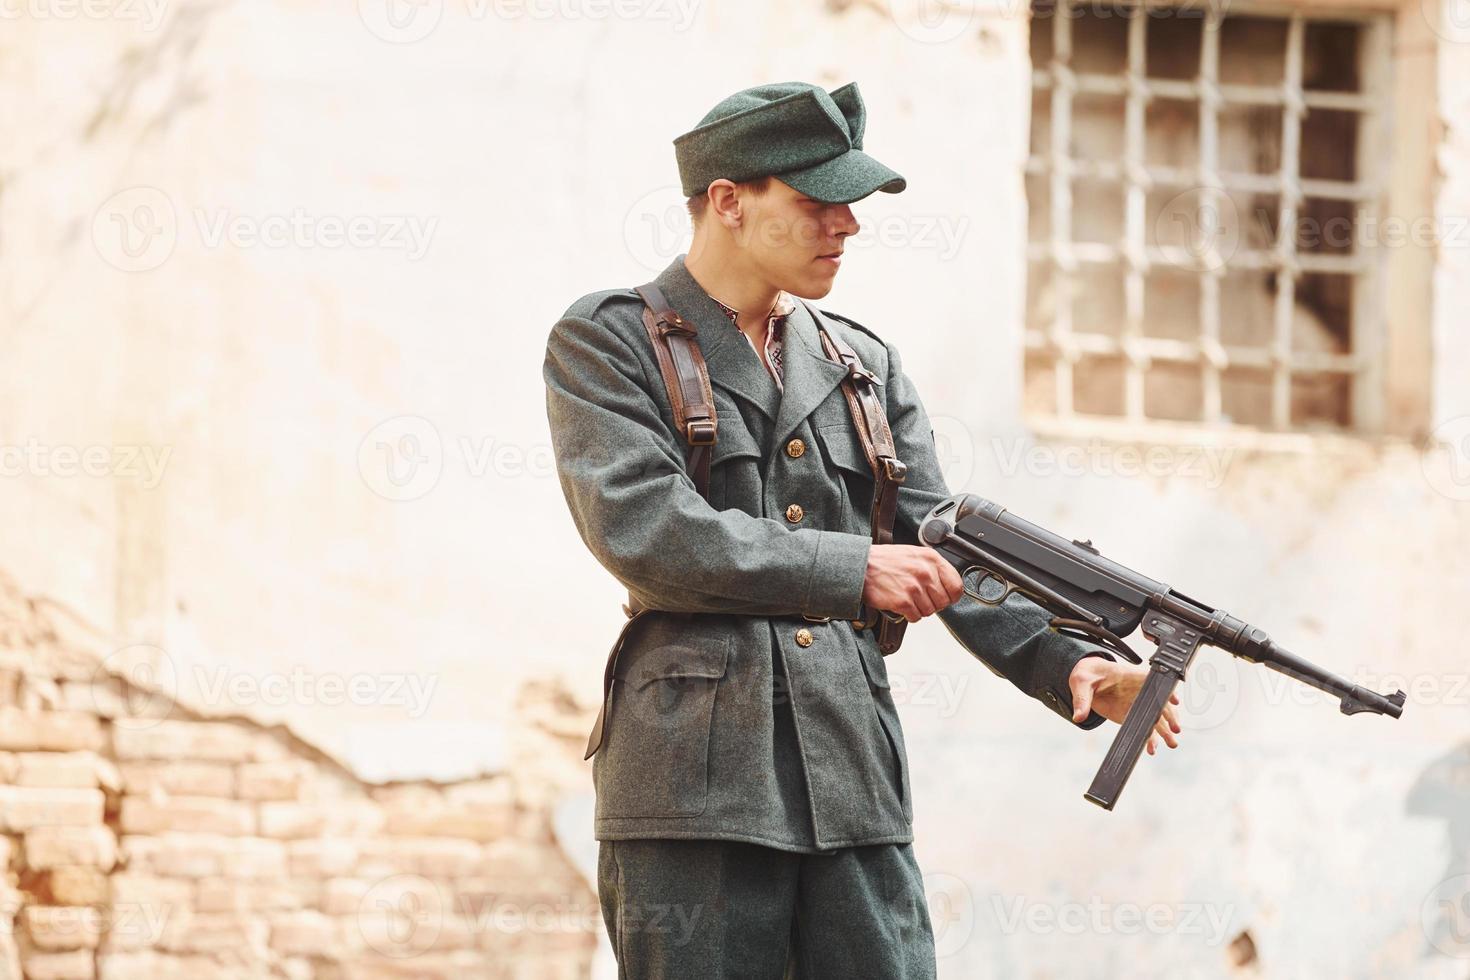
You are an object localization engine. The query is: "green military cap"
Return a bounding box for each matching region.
[674,81,907,206]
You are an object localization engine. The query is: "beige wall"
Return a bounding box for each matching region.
[3,0,1468,976]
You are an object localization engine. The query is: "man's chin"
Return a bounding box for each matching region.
[786,271,838,301]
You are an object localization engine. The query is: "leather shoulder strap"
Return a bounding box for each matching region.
[803,301,909,655]
[634,283,718,498]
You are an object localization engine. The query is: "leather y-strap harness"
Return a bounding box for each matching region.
[584,283,907,759]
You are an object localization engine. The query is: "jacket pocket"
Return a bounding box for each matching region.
[708,423,764,512]
[858,639,912,822]
[816,422,874,535]
[595,615,732,819]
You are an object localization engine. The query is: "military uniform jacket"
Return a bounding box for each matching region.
[543,255,1115,853]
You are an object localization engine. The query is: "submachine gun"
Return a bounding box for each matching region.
[918,493,1406,811]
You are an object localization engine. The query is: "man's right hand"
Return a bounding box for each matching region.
[861,544,965,623]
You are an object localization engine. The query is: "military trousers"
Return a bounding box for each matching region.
[596,836,938,979]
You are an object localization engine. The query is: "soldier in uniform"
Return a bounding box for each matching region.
[543,80,1182,979]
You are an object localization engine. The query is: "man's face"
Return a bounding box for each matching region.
[736,179,859,299]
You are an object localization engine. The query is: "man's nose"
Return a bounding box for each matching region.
[830,204,859,238]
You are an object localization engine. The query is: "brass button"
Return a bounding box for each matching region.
[785,503,804,523]
[785,438,806,459]
[794,628,814,648]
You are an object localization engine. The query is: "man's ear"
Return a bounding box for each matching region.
[705,179,743,229]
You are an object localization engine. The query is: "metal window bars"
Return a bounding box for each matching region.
[1024,0,1390,431]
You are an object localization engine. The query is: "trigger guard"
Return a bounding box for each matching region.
[962,567,1011,606]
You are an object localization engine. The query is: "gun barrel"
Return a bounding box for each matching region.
[1248,638,1406,718]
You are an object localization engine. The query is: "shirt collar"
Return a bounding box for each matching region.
[711,290,797,324]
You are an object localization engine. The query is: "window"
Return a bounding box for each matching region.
[1024,0,1392,434]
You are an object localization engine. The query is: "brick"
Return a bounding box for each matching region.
[116,762,233,798]
[353,910,474,954]
[157,912,265,955]
[358,838,481,878]
[286,838,356,877]
[96,897,178,952]
[0,709,102,752]
[267,910,337,957]
[384,803,514,842]
[95,952,233,980]
[14,752,101,789]
[321,878,368,916]
[20,905,103,951]
[119,797,254,837]
[256,803,323,840]
[17,949,94,980]
[320,800,385,837]
[234,761,308,801]
[107,874,192,910]
[194,879,300,914]
[26,827,117,871]
[110,722,263,763]
[25,867,110,906]
[216,837,287,879]
[0,787,103,831]
[120,834,284,880]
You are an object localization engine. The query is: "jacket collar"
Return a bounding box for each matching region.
[652,255,850,447]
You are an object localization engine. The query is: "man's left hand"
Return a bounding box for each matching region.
[1068,657,1182,754]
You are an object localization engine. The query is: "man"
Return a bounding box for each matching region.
[543,81,1181,979]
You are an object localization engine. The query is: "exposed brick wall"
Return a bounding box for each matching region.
[0,576,598,979]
